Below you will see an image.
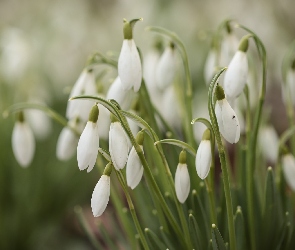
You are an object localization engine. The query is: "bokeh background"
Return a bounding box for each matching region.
[1,0,295,249]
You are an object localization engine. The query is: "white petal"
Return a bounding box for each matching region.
[77,122,99,172]
[118,39,142,92]
[175,163,190,203]
[12,121,35,167]
[156,46,176,89]
[285,69,295,106]
[126,146,143,189]
[56,126,78,161]
[223,51,248,100]
[215,99,240,144]
[220,33,239,66]
[91,175,110,217]
[109,122,129,170]
[97,104,110,140]
[196,140,212,179]
[204,49,218,84]
[143,50,160,93]
[282,154,295,192]
[258,126,279,163]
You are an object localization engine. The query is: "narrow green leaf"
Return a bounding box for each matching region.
[159,226,177,250]
[234,206,246,250]
[211,224,226,250]
[188,214,202,250]
[144,228,167,250]
[154,139,196,156]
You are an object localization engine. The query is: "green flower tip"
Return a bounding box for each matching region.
[136,131,144,145]
[16,111,25,123]
[215,85,225,101]
[291,58,295,70]
[103,162,113,176]
[88,105,99,123]
[202,129,211,141]
[110,113,119,123]
[123,18,143,40]
[179,150,187,164]
[238,36,249,52]
[169,41,175,50]
[225,21,232,34]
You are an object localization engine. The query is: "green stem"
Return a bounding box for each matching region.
[115,170,150,250]
[208,68,236,250]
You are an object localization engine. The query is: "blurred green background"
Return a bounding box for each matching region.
[1,0,295,249]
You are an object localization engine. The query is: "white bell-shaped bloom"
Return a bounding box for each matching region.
[220,32,239,67]
[12,120,35,167]
[282,153,295,191]
[77,105,99,172]
[196,140,212,179]
[284,68,295,106]
[204,49,218,85]
[144,49,160,95]
[215,98,240,144]
[126,146,143,189]
[109,121,129,170]
[106,76,133,110]
[97,104,110,140]
[56,119,80,161]
[258,126,279,163]
[66,69,97,122]
[156,44,176,89]
[91,175,110,217]
[175,163,190,203]
[223,50,248,101]
[118,39,142,92]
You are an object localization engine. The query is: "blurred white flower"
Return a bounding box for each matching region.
[144,48,160,95]
[91,175,110,217]
[156,43,176,89]
[97,104,110,140]
[282,153,295,192]
[196,136,212,180]
[258,125,279,163]
[223,38,248,101]
[175,151,190,203]
[126,146,143,189]
[220,32,239,67]
[204,48,218,85]
[77,105,99,172]
[12,113,35,167]
[284,67,295,106]
[109,121,129,170]
[118,39,142,92]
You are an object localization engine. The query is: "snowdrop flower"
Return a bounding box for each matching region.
[282,152,295,192]
[56,118,82,161]
[196,129,212,179]
[97,104,110,140]
[91,163,112,217]
[12,111,35,167]
[126,131,144,189]
[223,37,249,101]
[77,105,99,172]
[175,150,190,203]
[109,115,129,170]
[118,19,142,92]
[66,68,97,122]
[220,25,239,66]
[215,85,240,144]
[204,47,218,85]
[283,60,295,106]
[156,42,176,89]
[258,125,279,163]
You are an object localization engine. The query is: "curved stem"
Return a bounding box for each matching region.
[208,68,236,250]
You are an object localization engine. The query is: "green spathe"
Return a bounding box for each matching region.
[123,18,143,40]
[202,129,211,141]
[179,150,186,164]
[103,162,113,176]
[215,85,225,101]
[88,105,99,123]
[238,36,249,52]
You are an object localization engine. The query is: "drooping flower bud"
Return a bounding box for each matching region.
[12,111,35,167]
[175,150,190,203]
[215,85,240,144]
[77,104,99,172]
[195,129,212,179]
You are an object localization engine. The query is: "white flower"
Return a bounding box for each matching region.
[126,146,143,189]
[109,122,129,170]
[27,108,52,140]
[220,32,239,67]
[284,68,295,106]
[215,98,240,144]
[97,104,110,140]
[91,175,110,217]
[56,119,80,161]
[204,49,218,85]
[156,44,176,89]
[282,153,295,191]
[175,163,190,203]
[77,105,99,172]
[118,39,142,92]
[66,69,97,122]
[143,49,160,95]
[196,140,212,179]
[223,50,248,101]
[12,119,35,167]
[258,126,279,163]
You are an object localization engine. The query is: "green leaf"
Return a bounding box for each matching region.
[211,224,226,250]
[98,147,111,162]
[144,228,167,250]
[234,206,246,250]
[188,214,202,250]
[154,139,196,156]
